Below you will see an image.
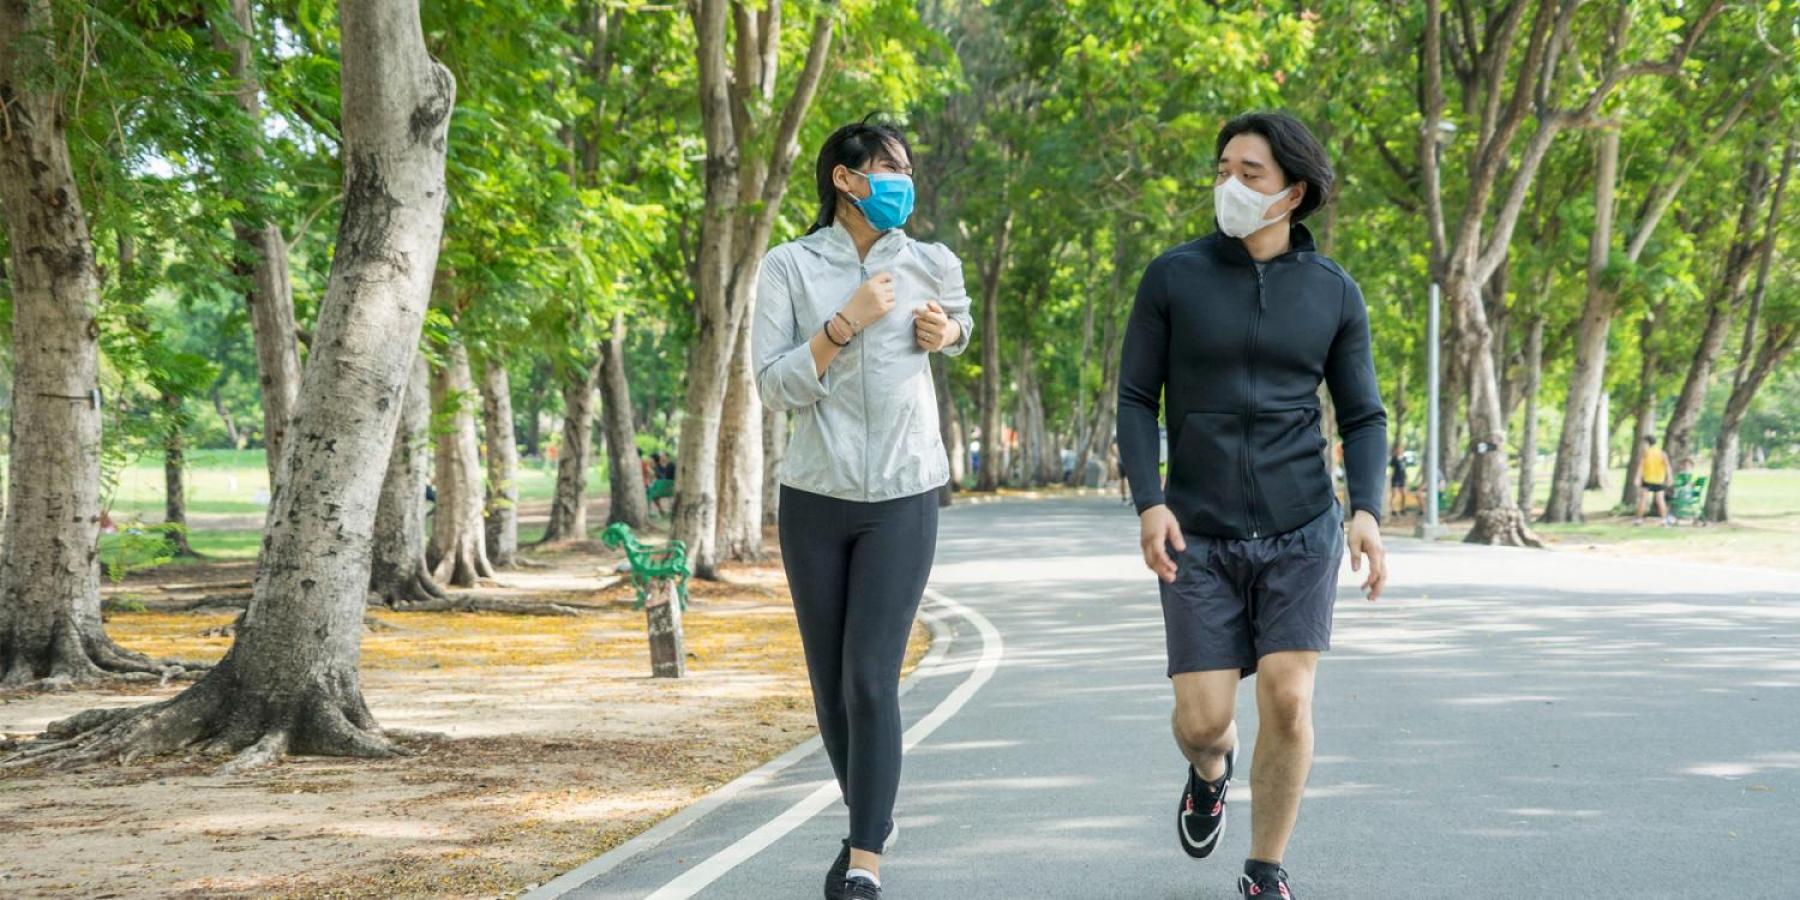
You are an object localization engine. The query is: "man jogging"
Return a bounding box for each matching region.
[1117,111,1389,900]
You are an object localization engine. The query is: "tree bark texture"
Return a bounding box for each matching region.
[7,0,455,770]
[371,354,446,608]
[479,356,519,566]
[428,343,495,586]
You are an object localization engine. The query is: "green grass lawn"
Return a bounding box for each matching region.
[102,448,604,521]
[1517,466,1800,570]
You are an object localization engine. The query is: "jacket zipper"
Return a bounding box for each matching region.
[1244,266,1265,538]
[859,261,871,502]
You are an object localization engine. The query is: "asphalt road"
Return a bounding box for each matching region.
[532,496,1800,899]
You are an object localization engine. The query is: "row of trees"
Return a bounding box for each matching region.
[1,0,1797,768]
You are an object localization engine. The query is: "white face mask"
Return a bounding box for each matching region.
[1213,175,1293,239]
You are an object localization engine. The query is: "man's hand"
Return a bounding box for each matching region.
[1346,509,1387,601]
[913,299,961,352]
[1139,505,1185,584]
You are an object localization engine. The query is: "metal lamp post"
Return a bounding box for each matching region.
[1418,120,1456,540]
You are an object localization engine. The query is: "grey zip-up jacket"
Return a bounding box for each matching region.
[753,223,974,503]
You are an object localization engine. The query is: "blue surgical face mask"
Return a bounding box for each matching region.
[849,170,915,231]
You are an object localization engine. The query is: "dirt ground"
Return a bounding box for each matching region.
[0,535,929,899]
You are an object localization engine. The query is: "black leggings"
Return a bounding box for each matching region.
[778,485,939,853]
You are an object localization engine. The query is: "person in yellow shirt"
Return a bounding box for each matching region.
[1636,435,1672,525]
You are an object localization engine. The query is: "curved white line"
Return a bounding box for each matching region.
[641,587,1003,900]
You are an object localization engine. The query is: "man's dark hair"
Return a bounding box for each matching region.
[1215,111,1334,222]
[1645,435,1657,446]
[807,114,912,235]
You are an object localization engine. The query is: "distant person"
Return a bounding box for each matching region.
[1636,436,1672,526]
[753,117,972,900]
[1389,447,1409,514]
[1117,111,1388,900]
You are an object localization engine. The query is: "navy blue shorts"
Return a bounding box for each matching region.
[1158,503,1344,678]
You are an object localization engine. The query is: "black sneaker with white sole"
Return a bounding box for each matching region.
[1238,866,1294,899]
[1178,746,1236,858]
[824,820,895,900]
[840,876,881,900]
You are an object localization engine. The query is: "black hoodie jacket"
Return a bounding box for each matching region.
[1117,223,1386,540]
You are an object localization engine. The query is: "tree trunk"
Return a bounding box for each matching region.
[1515,316,1545,511]
[764,405,788,521]
[675,0,837,580]
[975,214,1012,492]
[214,0,302,490]
[523,360,547,458]
[1447,273,1541,547]
[371,354,446,608]
[1664,150,1773,471]
[11,0,454,769]
[211,382,243,449]
[479,355,519,567]
[716,315,765,561]
[1585,391,1610,491]
[1706,142,1797,521]
[162,392,198,558]
[599,311,650,530]
[0,0,165,685]
[1544,130,1621,523]
[428,344,494,587]
[541,361,598,543]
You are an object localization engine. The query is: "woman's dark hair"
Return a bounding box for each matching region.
[1215,111,1334,222]
[807,115,913,235]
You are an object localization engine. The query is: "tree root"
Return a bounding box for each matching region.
[0,659,409,773]
[0,625,209,692]
[1464,508,1546,548]
[383,593,582,616]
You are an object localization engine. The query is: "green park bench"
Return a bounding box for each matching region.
[600,523,690,678]
[1669,473,1707,523]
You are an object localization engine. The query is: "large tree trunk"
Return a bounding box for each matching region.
[1665,151,1773,471]
[541,361,599,543]
[0,0,166,685]
[479,355,519,567]
[1447,274,1541,547]
[716,317,765,560]
[599,312,650,530]
[1544,130,1621,523]
[1515,316,1545,511]
[162,392,199,558]
[214,0,301,490]
[371,354,446,607]
[674,0,836,580]
[9,0,454,770]
[428,343,495,586]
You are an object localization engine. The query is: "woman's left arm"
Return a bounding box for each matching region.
[916,244,973,356]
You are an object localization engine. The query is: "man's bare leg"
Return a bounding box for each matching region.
[1172,669,1241,781]
[1248,650,1320,864]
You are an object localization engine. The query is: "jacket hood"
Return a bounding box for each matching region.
[794,221,912,268]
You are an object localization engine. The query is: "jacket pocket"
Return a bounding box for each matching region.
[1166,411,1244,535]
[1253,406,1333,518]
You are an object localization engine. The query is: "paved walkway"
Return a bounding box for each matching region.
[533,497,1800,899]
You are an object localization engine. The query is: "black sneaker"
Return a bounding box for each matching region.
[1178,746,1235,858]
[824,821,895,899]
[840,876,881,900]
[1238,867,1294,899]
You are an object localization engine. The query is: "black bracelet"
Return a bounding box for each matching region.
[823,318,851,348]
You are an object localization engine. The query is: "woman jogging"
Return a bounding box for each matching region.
[752,117,973,900]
